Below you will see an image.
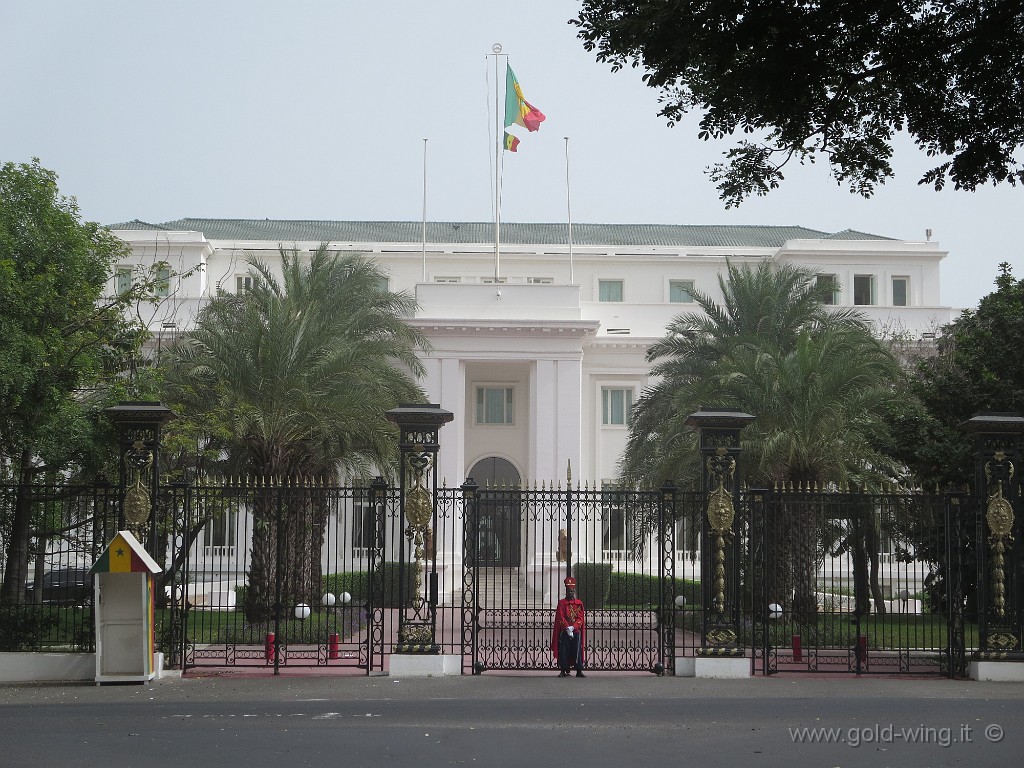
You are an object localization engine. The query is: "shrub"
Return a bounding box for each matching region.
[573,563,612,609]
[0,607,58,651]
[322,562,419,609]
[608,573,701,607]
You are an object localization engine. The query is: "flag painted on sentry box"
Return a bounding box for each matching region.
[504,132,521,152]
[92,532,150,573]
[504,64,546,133]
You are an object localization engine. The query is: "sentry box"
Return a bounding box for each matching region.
[90,531,162,684]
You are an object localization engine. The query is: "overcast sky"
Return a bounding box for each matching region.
[2,1,1020,309]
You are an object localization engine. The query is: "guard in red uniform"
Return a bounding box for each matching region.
[551,576,586,677]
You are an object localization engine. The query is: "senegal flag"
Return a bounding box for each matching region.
[504,132,520,152]
[504,64,545,133]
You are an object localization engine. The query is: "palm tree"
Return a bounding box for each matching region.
[163,245,427,621]
[622,261,905,617]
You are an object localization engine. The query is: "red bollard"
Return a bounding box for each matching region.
[265,632,275,663]
[329,633,340,660]
[792,634,803,662]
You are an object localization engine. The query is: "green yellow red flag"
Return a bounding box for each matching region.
[503,64,545,152]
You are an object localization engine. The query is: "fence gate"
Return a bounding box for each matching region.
[751,487,968,677]
[166,480,389,673]
[461,483,676,674]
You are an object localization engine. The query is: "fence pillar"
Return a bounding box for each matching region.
[386,404,454,656]
[103,401,175,554]
[960,412,1024,668]
[685,408,755,662]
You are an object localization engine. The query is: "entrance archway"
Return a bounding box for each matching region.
[468,457,522,567]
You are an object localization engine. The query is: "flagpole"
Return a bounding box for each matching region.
[493,44,503,285]
[421,138,428,283]
[564,136,574,285]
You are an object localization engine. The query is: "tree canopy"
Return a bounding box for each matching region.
[163,245,428,482]
[0,159,155,603]
[572,1,1024,206]
[621,261,904,488]
[890,262,1024,489]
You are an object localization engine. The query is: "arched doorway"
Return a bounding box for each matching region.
[468,457,522,567]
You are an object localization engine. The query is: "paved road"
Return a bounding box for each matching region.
[1,672,1021,767]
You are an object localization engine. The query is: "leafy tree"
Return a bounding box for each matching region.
[888,263,1024,489]
[162,245,427,621]
[622,262,906,616]
[571,1,1024,206]
[0,159,153,604]
[884,263,1024,615]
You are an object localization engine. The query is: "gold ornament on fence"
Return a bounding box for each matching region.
[123,441,154,539]
[984,457,1015,619]
[404,450,433,611]
[706,450,736,616]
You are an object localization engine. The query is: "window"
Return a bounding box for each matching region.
[155,267,171,299]
[434,276,461,283]
[598,279,623,302]
[204,510,236,557]
[481,277,507,284]
[352,494,377,551]
[816,274,839,305]
[853,275,875,306]
[601,483,631,555]
[669,279,695,303]
[373,276,389,293]
[476,386,514,425]
[892,277,908,307]
[116,267,134,294]
[602,388,633,426]
[527,277,553,284]
[235,275,253,293]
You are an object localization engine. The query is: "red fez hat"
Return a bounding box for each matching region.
[564,577,576,588]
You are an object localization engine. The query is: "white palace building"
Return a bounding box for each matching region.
[106,219,955,609]
[109,218,956,490]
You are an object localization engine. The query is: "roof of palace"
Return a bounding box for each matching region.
[107,219,894,248]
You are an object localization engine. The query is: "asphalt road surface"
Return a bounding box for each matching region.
[1,672,1021,768]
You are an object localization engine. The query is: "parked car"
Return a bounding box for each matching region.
[25,568,92,605]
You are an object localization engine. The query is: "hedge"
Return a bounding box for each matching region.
[607,572,701,608]
[235,562,420,611]
[323,561,419,609]
[573,563,612,609]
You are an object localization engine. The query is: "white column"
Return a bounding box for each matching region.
[436,356,465,487]
[555,357,583,484]
[531,359,557,482]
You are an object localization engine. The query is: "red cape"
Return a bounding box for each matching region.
[551,597,586,658]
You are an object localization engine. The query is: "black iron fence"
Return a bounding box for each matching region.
[749,486,971,676]
[0,480,118,652]
[0,479,998,679]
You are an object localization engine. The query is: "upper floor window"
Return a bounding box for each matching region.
[374,276,389,293]
[816,274,839,305]
[235,275,253,294]
[434,276,461,283]
[853,275,875,306]
[598,279,623,302]
[602,387,634,426]
[892,276,909,307]
[116,267,134,295]
[481,277,507,284]
[527,277,553,284]
[669,279,695,303]
[476,386,514,425]
[155,267,171,299]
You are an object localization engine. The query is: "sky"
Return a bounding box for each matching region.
[1,1,1020,310]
